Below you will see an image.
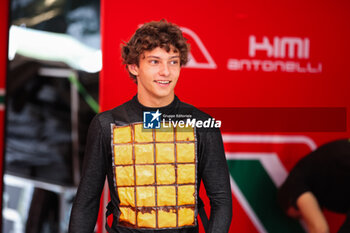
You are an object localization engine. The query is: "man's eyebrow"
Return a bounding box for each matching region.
[146,55,161,59]
[145,55,180,59]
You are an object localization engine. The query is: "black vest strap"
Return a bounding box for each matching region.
[105,201,118,233]
[199,206,209,232]
[198,197,209,232]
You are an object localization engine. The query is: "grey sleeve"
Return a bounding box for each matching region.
[69,116,107,233]
[199,128,232,233]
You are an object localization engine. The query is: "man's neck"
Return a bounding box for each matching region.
[137,94,175,108]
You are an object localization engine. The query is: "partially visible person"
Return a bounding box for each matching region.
[278,139,350,233]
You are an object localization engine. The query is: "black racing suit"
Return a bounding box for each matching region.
[69,95,232,233]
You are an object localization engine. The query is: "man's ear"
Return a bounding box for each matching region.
[127,64,139,77]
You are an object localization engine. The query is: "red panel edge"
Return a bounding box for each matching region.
[0,0,9,230]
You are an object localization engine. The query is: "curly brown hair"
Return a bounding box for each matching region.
[121,20,190,82]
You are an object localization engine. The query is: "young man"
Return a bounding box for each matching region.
[69,20,232,233]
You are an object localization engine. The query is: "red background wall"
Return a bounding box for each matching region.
[0,0,9,219]
[100,0,350,232]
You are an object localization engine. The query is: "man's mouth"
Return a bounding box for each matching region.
[155,80,171,84]
[154,80,172,87]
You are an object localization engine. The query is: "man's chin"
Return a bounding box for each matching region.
[152,89,174,99]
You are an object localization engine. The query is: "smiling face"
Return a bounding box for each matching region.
[128,47,181,107]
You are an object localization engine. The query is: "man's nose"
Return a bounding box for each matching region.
[159,62,170,76]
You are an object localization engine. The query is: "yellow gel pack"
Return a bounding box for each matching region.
[112,122,197,229]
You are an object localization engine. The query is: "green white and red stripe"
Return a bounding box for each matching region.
[224,134,316,233]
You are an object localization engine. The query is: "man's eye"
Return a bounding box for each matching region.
[170,60,179,65]
[150,60,159,64]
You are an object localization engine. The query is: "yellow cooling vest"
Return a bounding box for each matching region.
[111,122,197,229]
